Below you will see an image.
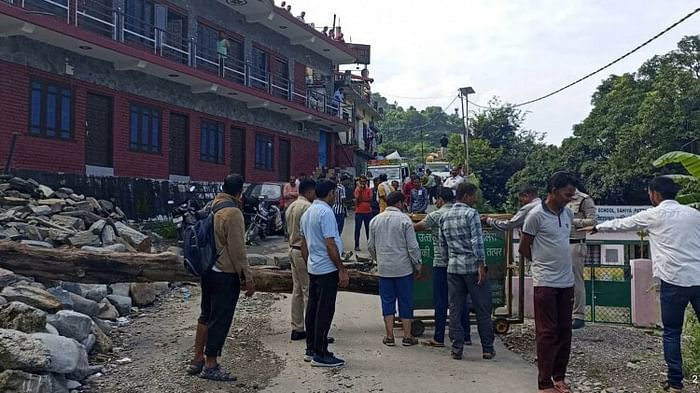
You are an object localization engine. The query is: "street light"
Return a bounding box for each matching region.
[458,86,475,175]
[420,132,430,166]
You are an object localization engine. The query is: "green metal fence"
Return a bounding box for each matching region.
[584,264,632,324]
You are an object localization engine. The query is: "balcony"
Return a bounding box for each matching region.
[335,71,383,120]
[0,0,351,129]
[216,0,356,65]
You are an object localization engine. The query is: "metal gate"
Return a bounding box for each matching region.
[584,264,632,324]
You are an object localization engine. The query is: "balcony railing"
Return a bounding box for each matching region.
[7,0,349,122]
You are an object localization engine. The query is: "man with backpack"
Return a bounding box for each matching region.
[187,174,255,382]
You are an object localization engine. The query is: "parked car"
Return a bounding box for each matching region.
[242,182,284,226]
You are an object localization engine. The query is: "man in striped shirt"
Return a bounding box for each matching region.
[332,178,347,234]
[439,182,494,360]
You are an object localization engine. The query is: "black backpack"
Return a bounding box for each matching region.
[182,201,237,277]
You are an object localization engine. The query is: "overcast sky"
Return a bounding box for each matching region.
[288,0,699,145]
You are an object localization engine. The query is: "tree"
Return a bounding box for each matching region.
[653,151,700,208]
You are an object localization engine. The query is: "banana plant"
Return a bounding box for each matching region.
[652,151,700,209]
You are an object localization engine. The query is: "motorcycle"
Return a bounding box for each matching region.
[168,186,206,244]
[245,196,284,245]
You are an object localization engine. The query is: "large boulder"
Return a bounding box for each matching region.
[31,333,83,374]
[59,282,83,297]
[80,284,108,303]
[154,282,170,296]
[0,296,6,306]
[91,318,112,336]
[49,373,69,393]
[0,370,51,393]
[81,334,96,354]
[46,310,92,342]
[130,283,156,307]
[90,322,113,354]
[0,301,47,333]
[96,299,119,321]
[106,295,132,317]
[46,287,74,310]
[0,285,62,313]
[68,293,99,317]
[0,328,50,372]
[109,283,131,297]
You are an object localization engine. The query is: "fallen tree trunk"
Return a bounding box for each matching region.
[0,241,379,294]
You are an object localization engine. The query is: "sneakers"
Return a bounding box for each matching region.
[303,349,315,362]
[290,330,306,341]
[402,337,419,346]
[661,381,683,392]
[572,319,585,330]
[311,354,345,368]
[354,247,361,252]
[483,351,496,360]
[451,351,462,360]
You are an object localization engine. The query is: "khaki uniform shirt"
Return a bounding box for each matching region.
[566,190,597,240]
[285,196,311,248]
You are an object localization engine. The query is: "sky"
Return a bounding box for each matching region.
[287,0,699,145]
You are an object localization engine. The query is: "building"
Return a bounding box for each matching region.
[0,0,362,184]
[335,67,383,175]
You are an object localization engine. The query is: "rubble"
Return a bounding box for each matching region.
[0,176,149,253]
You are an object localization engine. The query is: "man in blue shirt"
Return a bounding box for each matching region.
[300,180,350,368]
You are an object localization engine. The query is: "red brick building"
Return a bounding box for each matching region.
[0,0,364,183]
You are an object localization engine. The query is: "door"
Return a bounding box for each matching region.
[168,113,189,176]
[278,139,290,181]
[319,131,328,167]
[293,62,306,104]
[231,127,246,175]
[85,93,113,167]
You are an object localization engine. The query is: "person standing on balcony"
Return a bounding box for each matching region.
[519,172,577,393]
[580,176,700,393]
[566,187,597,330]
[217,31,231,76]
[332,88,344,116]
[353,175,373,252]
[369,191,422,347]
[297,11,306,21]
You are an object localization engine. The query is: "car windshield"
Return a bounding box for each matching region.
[369,167,400,180]
[250,184,281,199]
[426,163,450,172]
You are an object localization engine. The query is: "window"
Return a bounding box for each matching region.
[200,120,224,163]
[29,80,73,140]
[129,104,161,153]
[255,134,273,170]
[250,47,268,89]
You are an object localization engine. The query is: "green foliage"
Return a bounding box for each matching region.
[154,221,178,240]
[683,310,700,377]
[653,151,700,206]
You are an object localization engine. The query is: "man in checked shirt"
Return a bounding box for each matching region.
[439,182,494,360]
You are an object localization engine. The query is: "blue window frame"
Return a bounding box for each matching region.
[200,120,224,163]
[29,80,72,140]
[129,104,160,153]
[255,134,273,171]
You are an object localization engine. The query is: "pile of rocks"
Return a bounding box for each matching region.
[0,176,151,252]
[0,267,170,392]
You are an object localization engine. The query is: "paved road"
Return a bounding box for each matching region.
[255,211,537,393]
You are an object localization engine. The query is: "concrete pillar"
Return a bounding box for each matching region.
[630,258,661,328]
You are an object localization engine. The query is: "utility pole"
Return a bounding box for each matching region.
[458,87,475,176]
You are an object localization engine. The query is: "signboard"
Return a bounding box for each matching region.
[596,206,651,223]
[346,43,371,65]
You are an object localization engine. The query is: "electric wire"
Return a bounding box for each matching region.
[513,6,700,107]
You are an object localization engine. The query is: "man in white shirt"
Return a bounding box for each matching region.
[442,170,464,191]
[484,184,540,232]
[583,176,700,393]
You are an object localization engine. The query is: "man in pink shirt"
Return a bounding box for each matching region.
[282,176,299,210]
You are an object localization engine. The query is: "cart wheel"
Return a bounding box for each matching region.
[411,320,426,337]
[493,318,510,335]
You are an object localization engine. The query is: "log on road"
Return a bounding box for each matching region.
[0,241,379,294]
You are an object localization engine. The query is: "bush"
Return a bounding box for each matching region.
[683,308,700,377]
[154,222,178,240]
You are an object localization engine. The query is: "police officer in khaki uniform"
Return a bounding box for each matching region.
[567,189,597,329]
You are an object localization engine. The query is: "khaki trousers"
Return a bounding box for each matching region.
[289,248,309,332]
[571,242,587,320]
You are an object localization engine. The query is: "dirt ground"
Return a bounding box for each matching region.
[87,286,284,393]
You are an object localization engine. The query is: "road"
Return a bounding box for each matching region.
[253,211,537,393]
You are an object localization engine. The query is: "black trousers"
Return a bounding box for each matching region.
[305,271,339,356]
[198,271,241,357]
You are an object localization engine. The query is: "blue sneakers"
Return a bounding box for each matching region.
[311,354,345,368]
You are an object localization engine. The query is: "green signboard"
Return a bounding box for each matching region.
[413,229,507,309]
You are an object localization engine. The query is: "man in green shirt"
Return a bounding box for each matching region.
[217,31,231,75]
[414,188,471,347]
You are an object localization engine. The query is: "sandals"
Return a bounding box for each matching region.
[199,365,237,382]
[186,360,204,375]
[422,339,445,347]
[383,336,395,346]
[553,381,571,393]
